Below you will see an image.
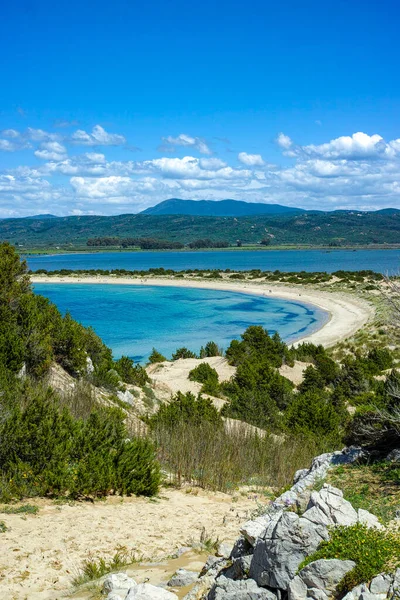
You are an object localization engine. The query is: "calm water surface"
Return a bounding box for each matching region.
[27,248,400,274]
[34,283,328,362]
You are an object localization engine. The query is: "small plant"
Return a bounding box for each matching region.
[300,523,400,592]
[0,520,7,532]
[1,503,39,515]
[73,547,139,586]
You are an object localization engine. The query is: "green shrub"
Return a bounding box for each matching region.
[114,356,149,386]
[148,391,222,429]
[172,347,197,360]
[300,523,400,592]
[148,348,167,363]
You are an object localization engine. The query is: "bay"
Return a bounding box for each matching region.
[27,248,400,274]
[33,283,329,362]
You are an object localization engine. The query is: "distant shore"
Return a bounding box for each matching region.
[31,275,374,348]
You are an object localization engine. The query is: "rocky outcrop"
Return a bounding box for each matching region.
[184,446,398,600]
[102,576,178,600]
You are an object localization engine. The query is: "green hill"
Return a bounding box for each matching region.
[141,198,306,216]
[1,211,400,249]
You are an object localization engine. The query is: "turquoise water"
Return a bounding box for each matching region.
[27,248,400,274]
[34,283,329,362]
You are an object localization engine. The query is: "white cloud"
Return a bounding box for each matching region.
[238,152,265,166]
[1,129,20,139]
[144,156,251,180]
[34,141,68,161]
[276,133,293,150]
[278,131,400,161]
[71,125,126,146]
[161,133,211,155]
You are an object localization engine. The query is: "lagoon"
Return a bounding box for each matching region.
[27,248,400,274]
[34,283,328,362]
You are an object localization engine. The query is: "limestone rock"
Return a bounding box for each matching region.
[168,569,198,587]
[216,543,233,559]
[386,449,400,463]
[250,511,329,590]
[357,509,384,530]
[303,485,358,528]
[209,575,277,600]
[240,511,282,546]
[126,583,178,600]
[230,535,253,559]
[288,559,356,600]
[369,573,392,595]
[103,573,137,596]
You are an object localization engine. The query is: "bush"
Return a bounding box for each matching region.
[114,356,149,386]
[0,391,160,501]
[300,523,400,592]
[284,389,344,440]
[188,363,220,394]
[148,391,222,429]
[148,348,167,363]
[172,347,197,360]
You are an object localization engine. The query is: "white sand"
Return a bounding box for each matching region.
[0,488,261,599]
[31,275,374,348]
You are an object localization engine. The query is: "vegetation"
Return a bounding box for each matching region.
[300,523,400,592]
[189,363,220,395]
[73,547,139,586]
[0,242,160,502]
[148,348,167,363]
[3,211,400,250]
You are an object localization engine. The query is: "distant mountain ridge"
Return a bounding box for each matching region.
[141,198,307,217]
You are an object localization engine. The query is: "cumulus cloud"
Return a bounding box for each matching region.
[34,141,68,161]
[70,125,126,146]
[276,133,293,150]
[160,134,211,155]
[277,131,400,161]
[238,152,265,166]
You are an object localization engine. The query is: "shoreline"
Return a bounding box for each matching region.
[31,275,374,348]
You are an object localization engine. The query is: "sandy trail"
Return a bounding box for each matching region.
[31,275,374,348]
[0,488,261,600]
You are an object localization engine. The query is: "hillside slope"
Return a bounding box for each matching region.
[141,198,306,216]
[1,211,400,248]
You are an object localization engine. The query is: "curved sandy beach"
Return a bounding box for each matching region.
[31,275,374,347]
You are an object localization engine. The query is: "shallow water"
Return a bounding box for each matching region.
[33,283,328,362]
[27,248,400,274]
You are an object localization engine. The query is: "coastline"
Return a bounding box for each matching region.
[31,275,374,348]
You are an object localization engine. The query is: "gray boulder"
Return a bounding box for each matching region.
[126,584,178,600]
[250,512,329,590]
[241,509,283,546]
[303,485,358,528]
[369,573,392,596]
[288,559,356,600]
[386,449,400,463]
[357,509,384,530]
[209,575,277,600]
[103,573,137,596]
[168,569,198,587]
[217,543,233,559]
[231,536,254,559]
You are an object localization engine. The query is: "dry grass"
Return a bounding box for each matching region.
[153,421,324,492]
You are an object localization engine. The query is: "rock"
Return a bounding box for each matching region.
[230,536,253,559]
[292,448,364,494]
[107,595,124,600]
[288,559,356,600]
[303,485,358,528]
[250,512,329,590]
[359,593,385,600]
[274,490,298,509]
[341,583,369,600]
[208,575,277,600]
[86,356,94,374]
[293,469,309,484]
[216,543,233,559]
[222,555,253,581]
[117,389,135,406]
[386,449,400,463]
[241,508,283,546]
[103,573,137,595]
[126,583,178,600]
[168,569,198,587]
[200,556,229,578]
[357,509,384,530]
[369,573,392,595]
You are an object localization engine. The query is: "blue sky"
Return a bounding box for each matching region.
[1,0,399,216]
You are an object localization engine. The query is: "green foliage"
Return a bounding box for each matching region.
[148,348,167,363]
[172,347,197,360]
[114,356,149,386]
[199,341,222,358]
[284,389,344,440]
[0,521,7,532]
[73,548,139,586]
[189,363,220,395]
[0,503,39,515]
[148,391,222,429]
[300,523,400,592]
[0,392,160,501]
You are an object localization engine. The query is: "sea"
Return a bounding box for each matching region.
[33,283,329,362]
